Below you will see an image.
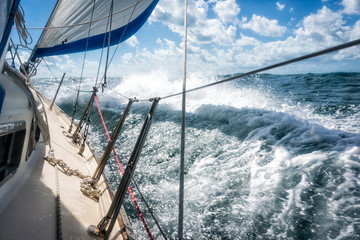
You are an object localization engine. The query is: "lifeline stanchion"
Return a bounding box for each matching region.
[50,72,66,110]
[91,97,135,187]
[93,95,160,239]
[87,98,160,240]
[71,86,98,143]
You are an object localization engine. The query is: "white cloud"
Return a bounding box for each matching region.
[213,0,240,24]
[34,1,357,78]
[241,6,356,66]
[192,19,237,45]
[108,4,358,77]
[294,6,350,45]
[150,0,238,45]
[241,14,287,37]
[149,0,184,26]
[33,55,81,78]
[108,38,184,76]
[197,6,356,72]
[333,20,360,60]
[276,2,285,11]
[340,0,360,14]
[125,36,139,47]
[234,34,261,47]
[351,20,360,39]
[6,50,30,67]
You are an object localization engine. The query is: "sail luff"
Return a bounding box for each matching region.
[29,0,158,62]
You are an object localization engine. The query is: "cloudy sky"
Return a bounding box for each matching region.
[16,0,360,78]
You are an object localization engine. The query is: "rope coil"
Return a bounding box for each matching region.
[44,155,102,201]
[15,4,33,48]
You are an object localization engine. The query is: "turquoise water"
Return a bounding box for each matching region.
[33,72,360,239]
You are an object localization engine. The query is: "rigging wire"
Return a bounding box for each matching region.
[96,39,360,107]
[95,1,113,88]
[79,0,97,88]
[178,0,188,239]
[106,87,131,100]
[106,87,151,102]
[130,174,168,240]
[88,118,108,138]
[42,58,58,80]
[68,0,97,133]
[161,38,360,100]
[101,0,115,92]
[94,95,160,240]
[97,0,141,90]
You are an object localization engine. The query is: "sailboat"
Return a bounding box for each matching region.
[1,0,360,239]
[0,0,159,239]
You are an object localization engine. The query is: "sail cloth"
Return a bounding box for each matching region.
[30,0,158,62]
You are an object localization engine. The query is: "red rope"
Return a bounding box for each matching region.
[94,95,154,240]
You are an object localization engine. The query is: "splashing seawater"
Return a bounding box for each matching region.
[33,72,360,239]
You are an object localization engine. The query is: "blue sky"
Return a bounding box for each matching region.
[13,0,360,78]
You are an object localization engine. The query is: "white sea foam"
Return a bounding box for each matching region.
[32,72,360,239]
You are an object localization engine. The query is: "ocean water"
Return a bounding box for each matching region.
[33,72,360,240]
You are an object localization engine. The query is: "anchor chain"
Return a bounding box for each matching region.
[44,155,101,201]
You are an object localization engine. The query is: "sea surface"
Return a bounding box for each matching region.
[33,72,360,240]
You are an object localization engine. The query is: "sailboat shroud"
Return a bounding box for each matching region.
[30,0,158,61]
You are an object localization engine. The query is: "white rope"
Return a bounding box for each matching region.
[14,4,33,48]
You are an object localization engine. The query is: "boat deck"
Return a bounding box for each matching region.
[0,92,134,239]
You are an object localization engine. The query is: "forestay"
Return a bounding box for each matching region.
[29,0,158,62]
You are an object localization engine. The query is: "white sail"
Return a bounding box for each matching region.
[30,0,158,61]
